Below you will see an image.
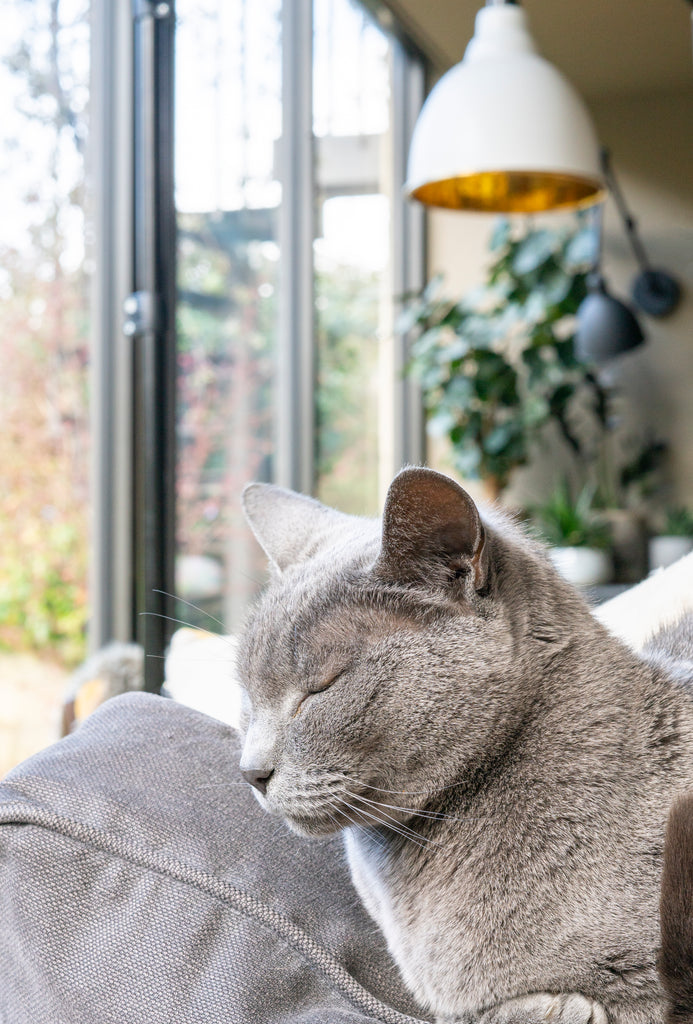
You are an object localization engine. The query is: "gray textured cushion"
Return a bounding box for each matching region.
[0,692,430,1023]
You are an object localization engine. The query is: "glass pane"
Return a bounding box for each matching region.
[174,0,281,632]
[313,0,394,515]
[0,0,91,775]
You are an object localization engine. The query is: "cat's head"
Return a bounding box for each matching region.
[237,467,574,838]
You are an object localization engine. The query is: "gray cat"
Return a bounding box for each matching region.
[238,466,693,1024]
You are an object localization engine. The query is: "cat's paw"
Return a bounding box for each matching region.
[476,992,607,1024]
[545,994,607,1024]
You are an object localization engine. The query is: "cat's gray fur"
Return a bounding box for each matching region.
[238,467,693,1024]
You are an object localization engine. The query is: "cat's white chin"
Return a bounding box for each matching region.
[276,806,345,839]
[282,813,344,839]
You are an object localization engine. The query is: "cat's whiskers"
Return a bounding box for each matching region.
[350,791,475,827]
[324,798,386,848]
[299,767,481,825]
[279,769,462,834]
[331,769,470,799]
[324,805,343,830]
[333,794,441,851]
[325,794,388,851]
[327,796,390,851]
[140,597,238,655]
[284,782,346,805]
[152,588,229,633]
[140,610,239,649]
[344,792,445,849]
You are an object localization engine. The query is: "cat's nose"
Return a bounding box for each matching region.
[241,767,274,795]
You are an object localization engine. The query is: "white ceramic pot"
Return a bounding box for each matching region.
[648,535,693,573]
[549,546,612,588]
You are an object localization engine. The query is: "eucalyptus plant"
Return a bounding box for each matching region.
[403,216,607,495]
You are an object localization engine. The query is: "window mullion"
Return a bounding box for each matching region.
[277,0,315,495]
[130,0,177,690]
[89,0,135,651]
[385,40,426,496]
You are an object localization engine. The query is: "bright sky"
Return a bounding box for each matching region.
[0,0,88,270]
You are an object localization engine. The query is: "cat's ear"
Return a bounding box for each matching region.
[375,467,488,592]
[242,482,351,573]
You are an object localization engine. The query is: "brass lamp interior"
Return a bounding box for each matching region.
[409,169,604,213]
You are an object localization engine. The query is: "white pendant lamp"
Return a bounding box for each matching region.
[406,0,604,213]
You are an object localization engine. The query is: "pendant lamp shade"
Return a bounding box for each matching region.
[406,4,604,213]
[575,275,645,364]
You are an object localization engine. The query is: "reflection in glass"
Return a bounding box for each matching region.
[175,0,281,631]
[313,0,394,514]
[174,0,410,630]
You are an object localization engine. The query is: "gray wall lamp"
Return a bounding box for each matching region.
[575,149,682,364]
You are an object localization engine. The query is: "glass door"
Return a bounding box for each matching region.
[166,0,425,652]
[174,0,282,633]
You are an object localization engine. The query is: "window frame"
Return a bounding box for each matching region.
[90,0,429,689]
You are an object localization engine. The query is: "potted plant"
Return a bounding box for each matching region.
[532,480,613,587]
[648,507,693,571]
[402,215,600,499]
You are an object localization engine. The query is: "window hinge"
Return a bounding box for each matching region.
[132,0,172,23]
[123,291,159,338]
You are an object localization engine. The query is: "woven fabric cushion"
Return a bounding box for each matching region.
[0,692,429,1024]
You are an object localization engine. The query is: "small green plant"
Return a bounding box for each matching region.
[532,480,612,549]
[661,507,693,537]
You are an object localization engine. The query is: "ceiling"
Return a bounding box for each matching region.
[386,0,693,100]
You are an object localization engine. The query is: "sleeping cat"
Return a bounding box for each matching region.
[237,466,693,1024]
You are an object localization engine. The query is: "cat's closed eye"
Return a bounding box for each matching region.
[308,666,348,695]
[295,667,348,716]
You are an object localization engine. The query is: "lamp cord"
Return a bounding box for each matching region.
[600,147,652,273]
[598,147,681,316]
[582,197,604,285]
